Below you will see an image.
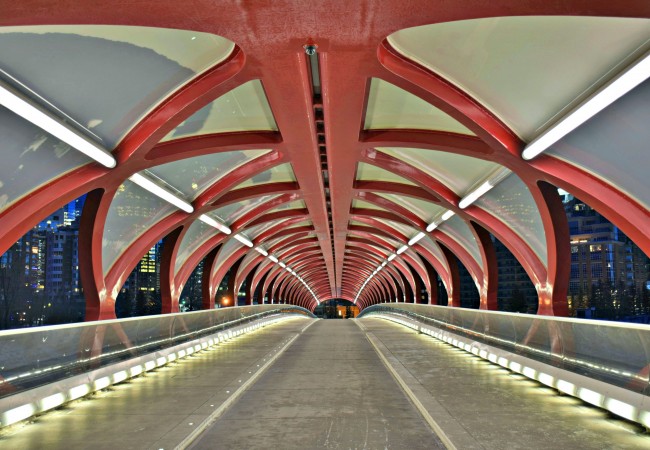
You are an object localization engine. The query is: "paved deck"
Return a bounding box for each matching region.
[2,317,650,449]
[189,319,442,450]
[359,317,650,450]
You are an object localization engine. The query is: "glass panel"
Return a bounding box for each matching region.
[265,200,306,214]
[210,238,244,281]
[438,215,483,270]
[418,237,449,272]
[547,79,650,210]
[0,305,310,400]
[0,25,234,148]
[475,174,547,266]
[242,219,301,240]
[364,78,474,135]
[163,81,277,141]
[356,162,417,186]
[363,304,650,396]
[352,199,388,211]
[388,17,650,140]
[378,147,502,196]
[375,193,444,223]
[211,195,279,225]
[102,180,176,274]
[174,219,217,274]
[146,150,271,201]
[233,163,296,189]
[0,107,91,211]
[348,226,402,248]
[374,218,418,241]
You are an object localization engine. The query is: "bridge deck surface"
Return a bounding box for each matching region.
[2,317,650,449]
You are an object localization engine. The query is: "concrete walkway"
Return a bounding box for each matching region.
[359,317,650,450]
[3,317,649,449]
[0,317,313,450]
[189,320,443,450]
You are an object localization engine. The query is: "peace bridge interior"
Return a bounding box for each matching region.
[0,2,649,448]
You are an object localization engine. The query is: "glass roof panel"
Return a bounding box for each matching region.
[352,199,387,211]
[103,180,176,274]
[374,218,418,242]
[0,25,234,148]
[377,147,502,196]
[417,237,448,271]
[243,219,311,241]
[210,194,279,225]
[0,106,92,212]
[547,79,650,210]
[210,238,244,280]
[163,80,277,141]
[388,16,650,140]
[364,78,474,135]
[375,193,444,223]
[475,174,547,266]
[233,163,296,189]
[356,162,417,186]
[174,219,217,275]
[146,150,271,201]
[437,215,483,271]
[266,199,306,214]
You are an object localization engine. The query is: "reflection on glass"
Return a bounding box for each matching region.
[364,78,474,134]
[0,25,234,148]
[163,80,277,141]
[0,107,90,212]
[146,150,271,201]
[103,180,175,274]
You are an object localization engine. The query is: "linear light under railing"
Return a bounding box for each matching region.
[233,234,253,247]
[199,214,231,234]
[522,52,650,161]
[0,81,117,169]
[129,173,193,213]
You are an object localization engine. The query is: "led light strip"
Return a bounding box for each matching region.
[375,312,650,429]
[0,81,117,169]
[0,315,293,427]
[199,214,231,234]
[522,52,650,161]
[129,173,193,213]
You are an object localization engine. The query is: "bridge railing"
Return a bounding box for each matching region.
[0,305,313,403]
[359,304,650,398]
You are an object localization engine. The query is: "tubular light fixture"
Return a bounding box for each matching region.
[381,261,387,267]
[396,245,408,255]
[459,181,493,209]
[279,262,286,268]
[199,214,231,234]
[387,253,397,262]
[408,232,425,246]
[522,52,650,161]
[426,221,438,232]
[254,247,268,256]
[129,173,193,213]
[268,255,279,263]
[459,168,513,209]
[233,234,253,247]
[441,210,455,221]
[0,81,117,169]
